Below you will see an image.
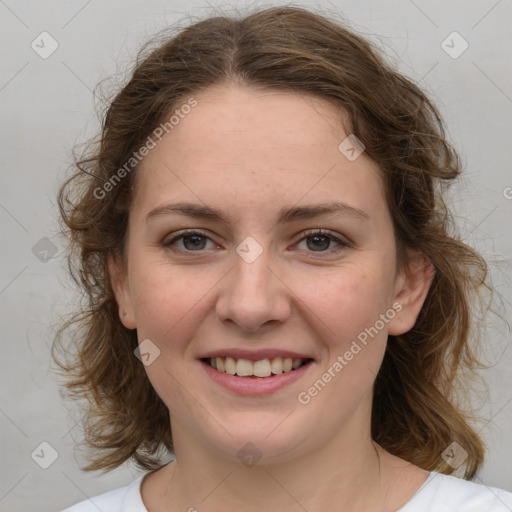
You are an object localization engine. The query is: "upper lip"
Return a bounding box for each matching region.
[198,348,315,362]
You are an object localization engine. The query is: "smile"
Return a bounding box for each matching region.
[199,354,315,395]
[203,356,310,378]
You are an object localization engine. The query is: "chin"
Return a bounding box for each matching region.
[198,411,320,465]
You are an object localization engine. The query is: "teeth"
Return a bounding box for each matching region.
[236,358,254,377]
[253,359,271,377]
[225,357,236,375]
[270,358,282,374]
[208,356,307,377]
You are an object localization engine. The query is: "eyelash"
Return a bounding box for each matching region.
[162,229,350,257]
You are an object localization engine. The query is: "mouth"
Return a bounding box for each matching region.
[200,356,313,378]
[198,349,316,395]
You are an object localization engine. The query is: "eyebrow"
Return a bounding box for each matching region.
[145,201,369,226]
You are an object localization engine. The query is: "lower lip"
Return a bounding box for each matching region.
[199,360,314,395]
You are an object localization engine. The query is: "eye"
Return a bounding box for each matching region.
[293,229,349,255]
[162,228,350,256]
[162,230,219,253]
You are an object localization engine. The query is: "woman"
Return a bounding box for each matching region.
[55,5,512,511]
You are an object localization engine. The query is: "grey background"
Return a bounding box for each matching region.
[1,0,511,510]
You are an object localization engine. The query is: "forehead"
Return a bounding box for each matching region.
[160,84,354,160]
[131,84,387,220]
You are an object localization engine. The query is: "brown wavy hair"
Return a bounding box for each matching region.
[53,4,494,477]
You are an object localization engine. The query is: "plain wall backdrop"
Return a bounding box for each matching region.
[1,0,511,510]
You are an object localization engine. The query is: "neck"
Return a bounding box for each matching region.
[152,414,392,511]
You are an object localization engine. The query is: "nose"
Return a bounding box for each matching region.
[215,240,291,334]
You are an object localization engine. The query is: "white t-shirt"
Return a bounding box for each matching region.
[61,471,512,511]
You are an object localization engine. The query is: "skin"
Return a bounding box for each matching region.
[109,83,435,512]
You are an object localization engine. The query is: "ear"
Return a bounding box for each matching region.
[387,250,435,336]
[107,252,137,330]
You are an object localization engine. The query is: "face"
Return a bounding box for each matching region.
[110,83,433,464]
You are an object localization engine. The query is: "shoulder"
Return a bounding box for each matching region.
[400,471,512,511]
[60,475,147,512]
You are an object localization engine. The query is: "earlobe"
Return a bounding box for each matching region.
[107,253,137,330]
[387,251,435,336]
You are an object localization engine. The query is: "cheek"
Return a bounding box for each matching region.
[304,266,391,340]
[302,270,392,408]
[128,264,211,408]
[302,264,394,397]
[129,262,194,338]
